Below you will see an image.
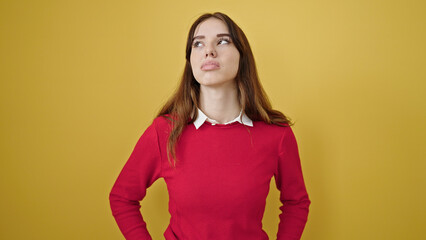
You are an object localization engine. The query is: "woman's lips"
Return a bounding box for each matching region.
[201,61,220,71]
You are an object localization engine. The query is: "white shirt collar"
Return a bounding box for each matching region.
[193,108,253,129]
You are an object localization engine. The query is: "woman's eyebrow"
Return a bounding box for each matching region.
[192,33,231,41]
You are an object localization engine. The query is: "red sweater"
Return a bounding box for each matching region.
[109,116,310,240]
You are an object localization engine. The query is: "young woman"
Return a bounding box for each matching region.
[109,12,311,240]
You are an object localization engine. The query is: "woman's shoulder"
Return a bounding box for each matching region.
[253,120,294,138]
[253,120,291,130]
[152,114,174,130]
[253,121,298,153]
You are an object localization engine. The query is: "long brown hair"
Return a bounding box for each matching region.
[157,12,292,166]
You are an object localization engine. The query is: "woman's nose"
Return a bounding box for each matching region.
[205,45,217,58]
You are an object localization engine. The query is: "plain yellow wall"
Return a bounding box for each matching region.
[1,0,425,239]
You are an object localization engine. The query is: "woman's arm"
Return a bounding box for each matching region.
[109,122,162,240]
[274,127,311,240]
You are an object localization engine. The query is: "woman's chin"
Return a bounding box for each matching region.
[195,76,236,88]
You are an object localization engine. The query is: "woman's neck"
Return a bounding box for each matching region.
[199,81,240,124]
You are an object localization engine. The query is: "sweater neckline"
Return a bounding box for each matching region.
[201,120,248,129]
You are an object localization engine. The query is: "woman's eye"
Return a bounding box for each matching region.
[218,38,231,45]
[192,38,231,48]
[192,41,203,47]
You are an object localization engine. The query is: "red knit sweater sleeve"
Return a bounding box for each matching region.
[109,121,162,240]
[275,127,311,240]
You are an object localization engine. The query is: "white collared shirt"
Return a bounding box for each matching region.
[193,108,253,129]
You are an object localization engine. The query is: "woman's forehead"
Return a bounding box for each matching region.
[193,18,229,37]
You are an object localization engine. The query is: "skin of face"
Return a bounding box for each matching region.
[190,18,240,88]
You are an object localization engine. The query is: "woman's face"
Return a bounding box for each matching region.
[190,17,240,87]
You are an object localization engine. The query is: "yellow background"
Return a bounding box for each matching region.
[1,0,425,239]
